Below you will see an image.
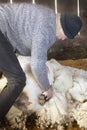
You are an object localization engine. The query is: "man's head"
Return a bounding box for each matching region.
[57,13,83,40]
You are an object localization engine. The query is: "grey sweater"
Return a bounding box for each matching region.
[0,3,56,91]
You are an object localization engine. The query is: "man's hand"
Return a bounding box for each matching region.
[38,87,53,105]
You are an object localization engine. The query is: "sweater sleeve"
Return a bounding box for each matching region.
[31,27,50,91]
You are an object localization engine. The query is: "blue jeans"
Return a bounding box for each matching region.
[0,30,26,120]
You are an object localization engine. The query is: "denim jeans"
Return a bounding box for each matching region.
[0,30,26,120]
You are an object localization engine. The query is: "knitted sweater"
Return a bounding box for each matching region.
[0,3,56,91]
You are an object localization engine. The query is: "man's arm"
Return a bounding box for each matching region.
[31,32,50,91]
[31,33,54,104]
[30,12,55,101]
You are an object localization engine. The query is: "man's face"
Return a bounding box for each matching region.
[57,28,67,40]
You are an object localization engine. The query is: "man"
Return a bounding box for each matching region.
[0,3,82,119]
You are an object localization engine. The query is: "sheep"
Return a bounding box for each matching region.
[0,55,87,130]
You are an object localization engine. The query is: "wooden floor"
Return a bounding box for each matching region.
[59,58,87,70]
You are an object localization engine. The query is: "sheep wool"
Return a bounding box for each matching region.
[1,56,87,130]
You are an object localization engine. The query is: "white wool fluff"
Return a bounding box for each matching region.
[1,55,87,130]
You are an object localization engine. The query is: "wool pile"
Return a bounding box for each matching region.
[0,55,87,130]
